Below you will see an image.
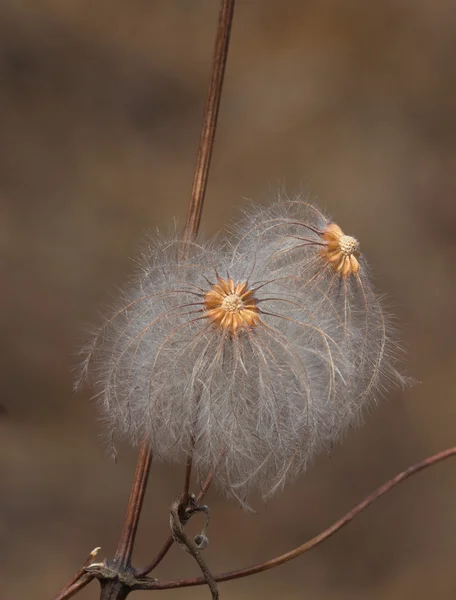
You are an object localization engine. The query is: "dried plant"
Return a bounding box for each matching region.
[53,2,456,600]
[236,197,407,432]
[78,228,355,503]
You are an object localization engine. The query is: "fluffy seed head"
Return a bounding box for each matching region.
[235,195,407,427]
[79,197,408,505]
[79,231,358,503]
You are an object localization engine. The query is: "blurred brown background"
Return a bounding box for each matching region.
[1,1,456,598]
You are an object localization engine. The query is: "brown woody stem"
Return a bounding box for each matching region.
[53,547,102,600]
[99,440,152,599]
[183,0,235,243]
[135,471,214,578]
[113,440,152,567]
[55,1,235,597]
[144,446,456,590]
[99,0,235,596]
[53,573,94,600]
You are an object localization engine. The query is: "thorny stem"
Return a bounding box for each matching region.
[141,446,456,590]
[136,471,214,578]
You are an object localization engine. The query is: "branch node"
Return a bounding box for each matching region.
[85,561,158,591]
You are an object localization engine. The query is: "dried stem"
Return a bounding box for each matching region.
[109,0,235,583]
[183,0,235,243]
[113,441,152,567]
[98,441,152,599]
[54,574,94,600]
[53,547,101,600]
[53,2,235,599]
[182,447,194,503]
[136,471,214,577]
[170,496,219,599]
[142,446,456,590]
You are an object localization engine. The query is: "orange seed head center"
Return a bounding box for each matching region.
[204,277,260,334]
[321,223,361,277]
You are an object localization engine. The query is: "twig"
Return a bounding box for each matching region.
[53,547,101,600]
[98,441,152,599]
[135,471,214,578]
[112,441,152,567]
[132,0,236,581]
[182,447,194,504]
[143,446,456,590]
[170,496,219,599]
[54,573,94,600]
[56,1,235,597]
[183,0,236,243]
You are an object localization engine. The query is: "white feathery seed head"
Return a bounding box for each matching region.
[79,194,407,505]
[79,228,360,503]
[235,194,407,433]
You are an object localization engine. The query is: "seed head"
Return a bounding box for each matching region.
[78,232,355,503]
[235,195,407,425]
[78,196,408,505]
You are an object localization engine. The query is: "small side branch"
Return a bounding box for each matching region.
[53,547,101,600]
[170,496,218,599]
[136,471,214,577]
[147,446,456,590]
[54,573,94,600]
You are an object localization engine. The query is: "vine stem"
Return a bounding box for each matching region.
[53,547,101,600]
[141,446,456,590]
[183,0,236,243]
[113,440,153,567]
[53,2,235,599]
[54,575,93,600]
[99,1,235,595]
[135,471,214,578]
[98,441,152,599]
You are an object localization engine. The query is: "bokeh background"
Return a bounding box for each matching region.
[2,1,456,598]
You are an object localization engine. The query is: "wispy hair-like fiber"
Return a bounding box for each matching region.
[79,229,357,502]
[235,194,407,436]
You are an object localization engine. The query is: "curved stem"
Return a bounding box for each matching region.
[135,471,214,578]
[146,446,456,590]
[170,496,219,598]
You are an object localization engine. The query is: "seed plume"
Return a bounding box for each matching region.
[78,197,408,505]
[235,195,407,430]
[78,231,356,503]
